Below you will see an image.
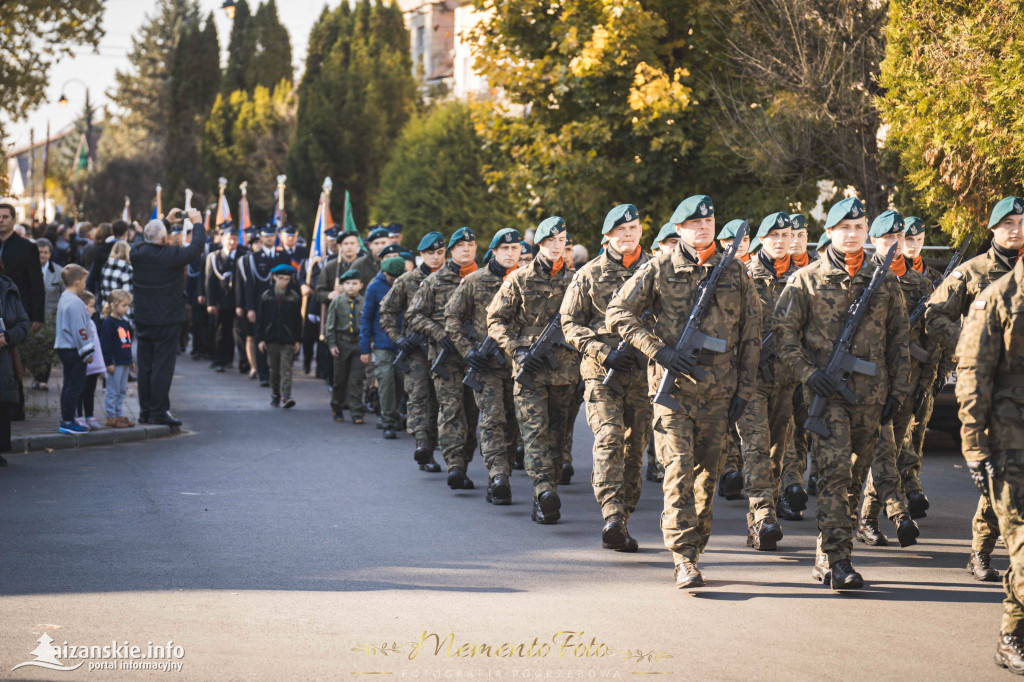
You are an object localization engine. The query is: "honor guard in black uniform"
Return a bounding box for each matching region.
[205,222,246,372]
[238,224,277,385]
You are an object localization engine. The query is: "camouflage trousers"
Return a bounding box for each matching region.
[652,396,730,564]
[808,396,883,565]
[721,430,743,476]
[974,493,1002,553]
[781,386,815,489]
[583,377,652,522]
[861,390,916,520]
[435,370,479,471]
[898,389,934,496]
[515,383,575,499]
[988,449,1024,634]
[473,373,518,478]
[737,380,796,523]
[562,380,584,466]
[404,350,438,446]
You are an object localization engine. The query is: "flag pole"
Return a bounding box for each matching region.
[183,189,193,246]
[155,183,163,220]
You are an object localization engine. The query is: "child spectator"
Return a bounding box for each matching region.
[256,264,302,409]
[54,264,93,434]
[76,291,106,430]
[326,269,365,423]
[101,289,135,428]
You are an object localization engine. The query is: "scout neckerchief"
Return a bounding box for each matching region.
[889,253,908,278]
[679,240,717,266]
[827,244,864,278]
[758,249,791,278]
[738,252,750,263]
[622,245,643,269]
[458,261,478,278]
[792,251,809,268]
[910,255,925,274]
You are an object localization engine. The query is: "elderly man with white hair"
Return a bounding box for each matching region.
[129,208,205,426]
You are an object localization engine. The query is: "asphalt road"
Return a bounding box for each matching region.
[0,355,1012,680]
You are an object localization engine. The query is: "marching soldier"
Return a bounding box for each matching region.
[561,204,651,551]
[716,218,750,501]
[927,196,1024,582]
[789,213,818,268]
[407,227,481,490]
[857,210,930,548]
[775,196,910,591]
[205,222,244,373]
[238,224,277,387]
[644,223,679,485]
[954,248,1024,675]
[903,217,942,280]
[488,217,581,524]
[353,226,391,287]
[445,228,522,505]
[606,195,760,587]
[380,232,447,473]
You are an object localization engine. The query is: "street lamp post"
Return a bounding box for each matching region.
[221,1,237,19]
[58,78,93,221]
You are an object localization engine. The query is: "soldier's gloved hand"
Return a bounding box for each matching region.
[879,395,901,424]
[966,458,996,499]
[440,335,459,356]
[727,395,748,426]
[806,370,839,397]
[396,335,408,351]
[602,348,634,373]
[913,383,929,413]
[933,374,947,397]
[514,348,545,373]
[465,348,489,371]
[655,346,695,376]
[399,336,420,353]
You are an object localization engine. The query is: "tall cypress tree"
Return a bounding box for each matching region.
[250,0,293,89]
[222,0,253,94]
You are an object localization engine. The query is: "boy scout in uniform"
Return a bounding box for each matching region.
[446,229,522,505]
[561,204,651,551]
[928,196,1024,581]
[407,227,481,491]
[487,217,581,525]
[737,212,800,550]
[857,210,930,548]
[326,269,366,423]
[775,196,910,591]
[955,250,1024,675]
[380,232,446,473]
[606,195,760,588]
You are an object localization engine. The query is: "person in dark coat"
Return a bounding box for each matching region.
[85,219,130,300]
[129,209,206,426]
[0,263,31,465]
[0,202,45,328]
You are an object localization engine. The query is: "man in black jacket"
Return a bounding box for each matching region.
[85,219,130,300]
[130,209,206,426]
[0,202,45,329]
[256,265,302,408]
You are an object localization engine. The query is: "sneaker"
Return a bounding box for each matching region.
[282,396,296,409]
[58,421,89,434]
[75,417,91,431]
[87,417,103,430]
[105,418,121,428]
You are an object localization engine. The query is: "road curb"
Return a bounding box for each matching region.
[11,424,178,454]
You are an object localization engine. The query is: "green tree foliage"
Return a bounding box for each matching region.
[879,0,1024,238]
[374,101,516,248]
[222,0,254,94]
[286,0,416,231]
[251,0,293,89]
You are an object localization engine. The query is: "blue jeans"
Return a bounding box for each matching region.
[104,365,130,418]
[58,349,86,423]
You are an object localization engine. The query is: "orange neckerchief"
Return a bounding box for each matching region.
[774,254,792,277]
[458,262,478,278]
[844,248,865,278]
[502,261,518,281]
[550,257,565,277]
[911,255,925,274]
[792,251,809,268]
[622,246,643,269]
[890,254,908,278]
[739,253,750,263]
[696,243,716,265]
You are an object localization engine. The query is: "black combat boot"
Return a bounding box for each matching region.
[446,467,474,490]
[674,560,705,588]
[907,492,929,519]
[601,513,637,552]
[513,446,525,470]
[777,497,803,521]
[420,457,441,473]
[995,632,1024,675]
[968,551,1000,581]
[747,517,783,551]
[646,461,664,482]
[784,483,809,512]
[560,463,574,485]
[856,517,888,546]
[532,490,561,524]
[718,471,744,500]
[270,394,280,407]
[830,559,864,590]
[892,513,920,547]
[487,474,511,505]
[414,439,430,464]
[807,474,818,496]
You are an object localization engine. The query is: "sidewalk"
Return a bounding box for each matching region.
[12,364,174,454]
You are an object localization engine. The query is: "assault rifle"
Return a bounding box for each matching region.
[463,336,506,392]
[602,311,652,397]
[514,313,571,390]
[905,237,971,363]
[652,221,748,411]
[431,320,476,379]
[392,332,427,373]
[759,331,776,383]
[803,243,898,438]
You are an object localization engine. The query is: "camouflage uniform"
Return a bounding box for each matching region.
[487,254,580,500]
[407,261,479,471]
[861,261,938,521]
[380,264,438,446]
[926,249,1013,554]
[776,252,910,566]
[561,246,652,522]
[956,257,1024,636]
[606,243,760,564]
[445,261,517,478]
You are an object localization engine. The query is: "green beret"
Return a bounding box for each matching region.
[521,242,535,256]
[717,219,747,241]
[565,232,573,245]
[338,268,360,283]
[270,264,294,276]
[669,195,713,224]
[448,226,476,248]
[367,227,390,242]
[535,216,566,244]
[824,197,866,230]
[869,209,904,238]
[756,212,793,239]
[417,231,445,252]
[400,250,415,262]
[482,249,493,264]
[381,257,406,276]
[601,204,639,243]
[489,228,522,250]
[338,229,360,243]
[748,237,761,253]
[378,243,402,260]
[652,222,678,250]
[789,213,808,230]
[903,216,925,236]
[817,232,832,249]
[988,196,1024,229]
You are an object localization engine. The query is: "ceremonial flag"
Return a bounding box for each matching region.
[273,175,287,248]
[182,189,194,246]
[341,189,367,253]
[215,177,232,229]
[150,184,162,221]
[238,181,252,244]
[121,196,130,222]
[310,177,334,262]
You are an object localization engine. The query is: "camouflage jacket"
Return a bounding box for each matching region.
[445,261,510,378]
[775,252,911,405]
[892,257,939,389]
[749,253,796,387]
[379,263,432,343]
[925,249,1013,359]
[561,247,650,383]
[605,244,761,402]
[406,260,470,369]
[955,257,1024,463]
[486,253,580,387]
